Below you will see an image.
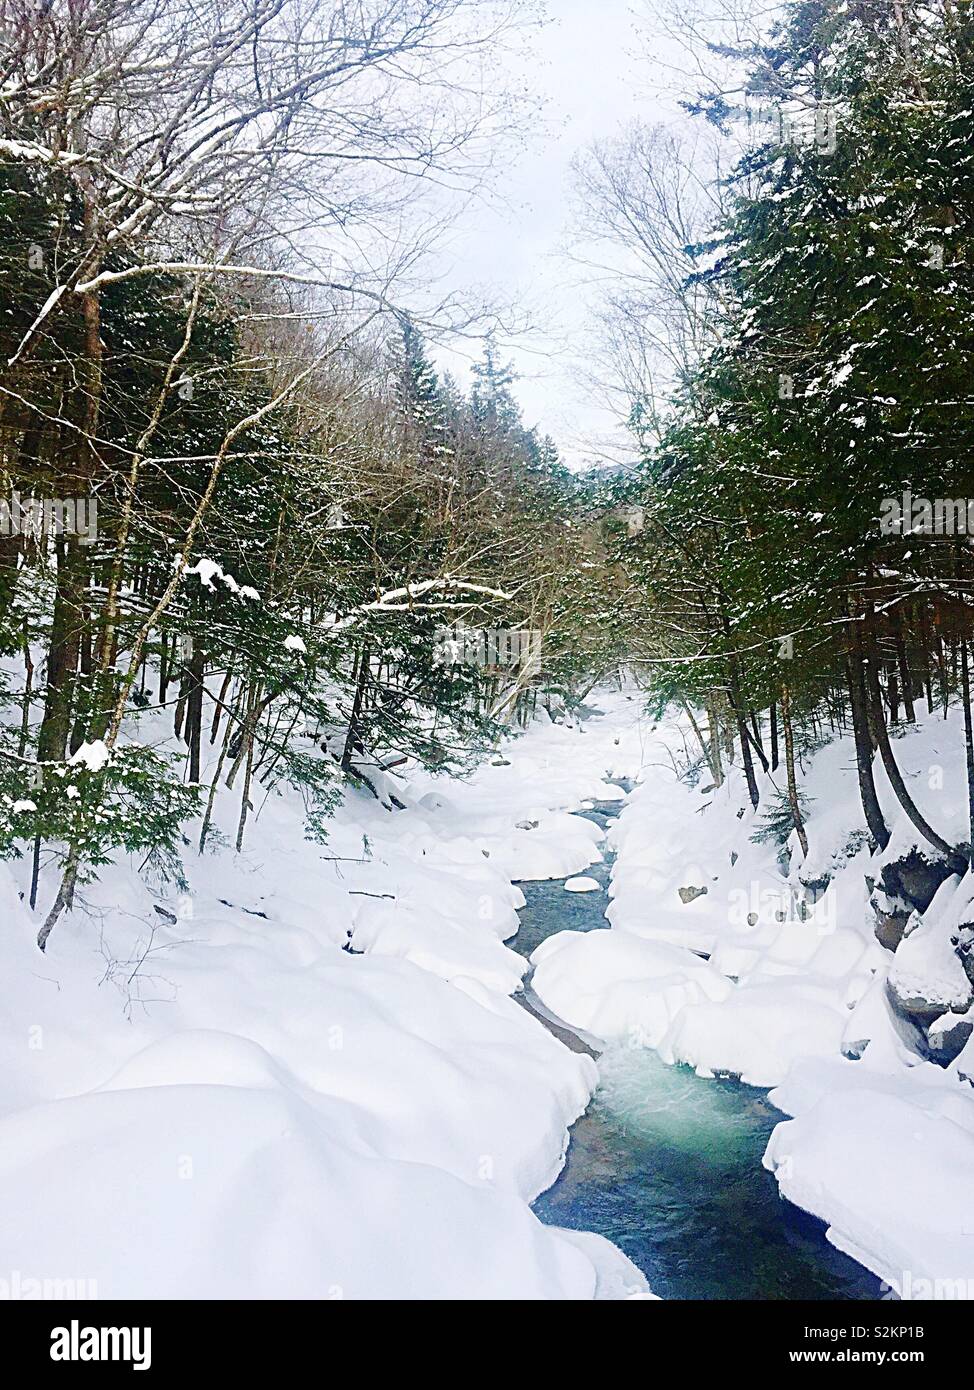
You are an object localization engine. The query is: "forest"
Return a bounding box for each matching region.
[1,0,973,1329]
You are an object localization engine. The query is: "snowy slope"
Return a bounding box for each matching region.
[0,693,652,1300]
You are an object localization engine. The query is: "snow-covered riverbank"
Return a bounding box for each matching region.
[530,704,974,1299]
[0,693,651,1299]
[6,685,973,1300]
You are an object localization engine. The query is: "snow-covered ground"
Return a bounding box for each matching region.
[0,691,652,1300]
[8,684,974,1300]
[529,703,974,1299]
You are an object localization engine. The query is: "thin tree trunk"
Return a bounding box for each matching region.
[18,625,33,759]
[185,641,205,783]
[199,700,237,854]
[36,538,84,763]
[894,616,915,722]
[37,845,79,952]
[705,695,724,787]
[961,639,974,867]
[846,616,890,851]
[235,716,257,853]
[210,668,233,743]
[865,614,965,872]
[780,683,808,859]
[159,631,171,706]
[747,708,770,774]
[29,832,41,912]
[681,698,720,784]
[341,644,370,773]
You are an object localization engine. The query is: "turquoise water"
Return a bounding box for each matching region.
[516,801,883,1301]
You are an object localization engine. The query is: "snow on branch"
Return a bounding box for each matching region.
[324,579,513,632]
[72,262,389,305]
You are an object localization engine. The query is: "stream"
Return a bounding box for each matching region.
[514,796,884,1301]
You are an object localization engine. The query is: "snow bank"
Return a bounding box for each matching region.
[0,1059,637,1300]
[0,690,655,1300]
[531,928,731,1047]
[547,703,974,1292]
[766,1050,974,1293]
[660,978,848,1086]
[888,875,973,1017]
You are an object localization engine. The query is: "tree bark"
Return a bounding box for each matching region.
[961,640,974,867]
[341,643,371,774]
[185,641,205,784]
[865,612,965,873]
[780,683,808,859]
[846,618,890,851]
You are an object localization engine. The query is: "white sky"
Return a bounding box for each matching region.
[428,0,680,469]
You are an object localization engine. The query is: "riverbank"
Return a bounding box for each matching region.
[4,686,971,1299]
[510,802,880,1298]
[0,692,651,1299]
[529,703,974,1298]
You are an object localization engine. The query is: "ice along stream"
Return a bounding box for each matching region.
[513,795,884,1301]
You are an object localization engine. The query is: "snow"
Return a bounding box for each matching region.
[526,701,974,1291]
[0,689,652,1300]
[9,682,974,1298]
[766,1049,974,1293]
[564,876,600,893]
[182,557,259,601]
[888,876,973,1014]
[68,739,109,772]
[661,977,848,1085]
[0,1070,631,1300]
[351,896,527,994]
[531,929,731,1047]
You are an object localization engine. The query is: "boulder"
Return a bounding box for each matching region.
[887,977,952,1026]
[678,885,708,905]
[871,888,914,951]
[927,1011,974,1064]
[954,924,974,989]
[871,849,955,950]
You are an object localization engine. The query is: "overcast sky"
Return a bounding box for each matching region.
[429,0,680,469]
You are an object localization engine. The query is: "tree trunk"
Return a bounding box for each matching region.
[893,613,916,722]
[845,620,890,851]
[727,670,760,809]
[185,641,205,784]
[36,538,85,763]
[865,614,965,873]
[780,683,808,859]
[961,640,974,867]
[341,644,371,774]
[681,699,720,784]
[705,695,724,787]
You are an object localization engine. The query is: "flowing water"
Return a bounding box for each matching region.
[515,797,883,1301]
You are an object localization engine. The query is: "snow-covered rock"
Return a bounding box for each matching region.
[530,928,731,1047]
[564,876,600,893]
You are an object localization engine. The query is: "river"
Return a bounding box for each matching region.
[514,796,883,1300]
